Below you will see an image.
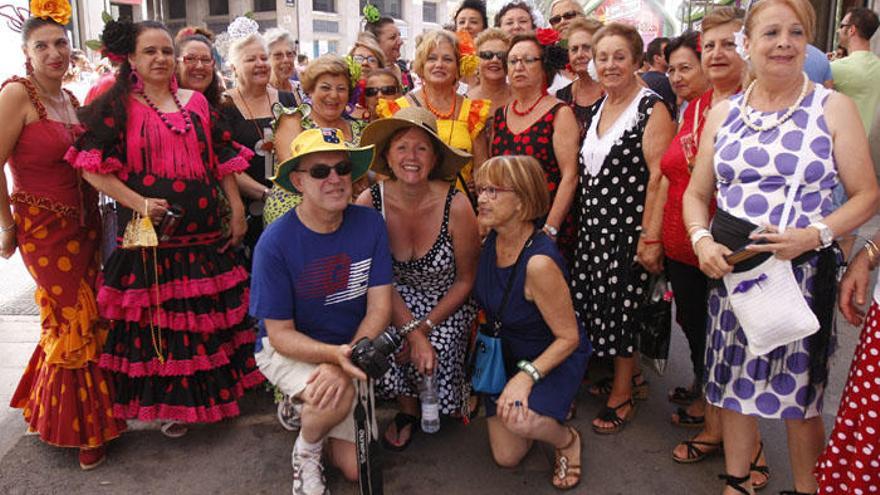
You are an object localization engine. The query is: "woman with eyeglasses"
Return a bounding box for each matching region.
[265,28,307,107]
[546,0,586,94]
[355,106,479,452]
[176,33,224,107]
[377,30,490,206]
[556,17,604,132]
[489,34,578,265]
[364,17,414,93]
[264,54,368,225]
[468,28,512,117]
[494,1,535,37]
[349,33,388,121]
[363,68,402,122]
[221,31,297,266]
[473,155,590,490]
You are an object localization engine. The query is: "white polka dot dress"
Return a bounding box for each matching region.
[815,302,880,493]
[570,90,660,358]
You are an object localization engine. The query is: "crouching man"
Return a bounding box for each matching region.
[249,128,392,495]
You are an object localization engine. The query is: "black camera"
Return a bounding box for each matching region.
[350,329,401,379]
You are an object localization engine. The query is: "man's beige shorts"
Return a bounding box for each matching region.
[255,337,376,443]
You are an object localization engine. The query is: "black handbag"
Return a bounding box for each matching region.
[639,274,672,375]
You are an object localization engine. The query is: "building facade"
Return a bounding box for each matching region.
[74,0,455,61]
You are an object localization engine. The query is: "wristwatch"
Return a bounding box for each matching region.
[809,222,834,249]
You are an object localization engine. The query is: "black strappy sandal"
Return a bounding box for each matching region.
[588,374,649,400]
[672,438,722,464]
[718,473,753,495]
[381,412,418,452]
[671,406,705,428]
[750,441,771,490]
[591,399,636,435]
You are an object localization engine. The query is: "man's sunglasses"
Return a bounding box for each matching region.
[478,50,507,62]
[295,161,353,179]
[364,85,400,97]
[548,10,579,26]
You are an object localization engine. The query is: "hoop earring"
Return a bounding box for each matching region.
[25,59,34,76]
[129,67,144,92]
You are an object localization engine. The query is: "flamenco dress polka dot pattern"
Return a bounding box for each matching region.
[491,102,577,264]
[370,184,477,415]
[704,85,838,419]
[815,302,880,493]
[66,91,265,424]
[570,89,660,358]
[3,76,126,448]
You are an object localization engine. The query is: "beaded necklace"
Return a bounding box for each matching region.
[511,93,547,116]
[739,72,809,132]
[423,85,456,119]
[137,87,192,135]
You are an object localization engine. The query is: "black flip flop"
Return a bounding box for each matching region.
[381,412,418,452]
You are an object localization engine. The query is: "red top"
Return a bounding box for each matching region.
[2,77,85,213]
[660,89,715,267]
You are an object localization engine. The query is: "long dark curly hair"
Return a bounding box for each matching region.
[77,19,171,151]
[176,34,223,107]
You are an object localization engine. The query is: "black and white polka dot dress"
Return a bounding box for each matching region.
[370,184,478,415]
[571,89,660,358]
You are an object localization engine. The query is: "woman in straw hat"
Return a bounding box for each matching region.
[356,107,480,451]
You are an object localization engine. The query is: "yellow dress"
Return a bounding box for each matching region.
[376,95,490,199]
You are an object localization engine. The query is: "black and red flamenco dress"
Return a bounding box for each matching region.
[66,91,264,424]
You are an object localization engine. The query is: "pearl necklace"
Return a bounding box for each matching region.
[137,88,192,135]
[739,72,809,132]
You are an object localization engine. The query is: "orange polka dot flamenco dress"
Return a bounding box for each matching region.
[3,76,126,449]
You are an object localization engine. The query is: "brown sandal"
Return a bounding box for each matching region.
[552,427,582,490]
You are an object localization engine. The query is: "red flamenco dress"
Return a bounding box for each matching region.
[65,89,264,424]
[4,76,126,448]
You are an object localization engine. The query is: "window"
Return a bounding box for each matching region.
[313,20,339,33]
[111,4,133,21]
[328,40,338,54]
[359,0,400,19]
[312,0,335,13]
[422,2,436,23]
[168,0,186,19]
[254,0,275,12]
[208,0,228,16]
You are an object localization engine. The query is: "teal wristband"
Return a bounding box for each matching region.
[517,360,542,383]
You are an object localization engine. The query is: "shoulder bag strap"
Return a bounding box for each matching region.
[490,230,536,335]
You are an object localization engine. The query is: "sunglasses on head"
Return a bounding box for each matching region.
[364,85,400,97]
[478,50,507,62]
[548,10,579,26]
[295,161,353,179]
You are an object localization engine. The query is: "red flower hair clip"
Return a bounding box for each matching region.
[536,28,560,47]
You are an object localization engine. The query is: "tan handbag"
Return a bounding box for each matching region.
[122,200,158,249]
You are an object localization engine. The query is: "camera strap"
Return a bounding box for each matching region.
[354,379,383,495]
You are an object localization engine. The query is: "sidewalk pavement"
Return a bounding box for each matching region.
[0,217,875,494]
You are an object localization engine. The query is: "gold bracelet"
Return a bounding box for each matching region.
[864,239,880,270]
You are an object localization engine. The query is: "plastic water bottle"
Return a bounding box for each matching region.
[420,373,440,433]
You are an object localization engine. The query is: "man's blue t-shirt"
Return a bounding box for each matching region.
[249,205,393,351]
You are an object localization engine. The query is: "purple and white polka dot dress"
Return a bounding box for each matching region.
[705,85,838,419]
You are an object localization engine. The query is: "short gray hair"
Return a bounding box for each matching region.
[227,32,267,69]
[264,27,295,51]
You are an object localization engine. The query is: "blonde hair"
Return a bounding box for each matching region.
[566,17,603,40]
[349,32,387,67]
[300,54,352,94]
[475,27,510,49]
[412,30,460,79]
[475,156,549,221]
[745,0,816,42]
[700,6,745,34]
[227,33,267,70]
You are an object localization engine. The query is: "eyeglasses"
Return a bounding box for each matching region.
[353,54,379,65]
[294,161,353,179]
[364,85,400,97]
[476,185,515,199]
[179,55,214,67]
[548,10,579,26]
[478,50,507,62]
[507,56,542,67]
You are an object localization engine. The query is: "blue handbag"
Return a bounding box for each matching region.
[471,232,535,395]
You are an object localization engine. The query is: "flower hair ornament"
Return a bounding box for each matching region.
[1,0,72,32]
[535,27,569,74]
[456,30,479,78]
[83,12,133,64]
[343,54,365,117]
[362,2,381,24]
